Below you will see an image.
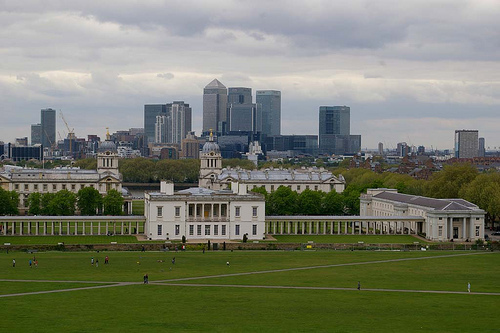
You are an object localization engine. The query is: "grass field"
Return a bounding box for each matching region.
[272,234,426,244]
[0,250,498,332]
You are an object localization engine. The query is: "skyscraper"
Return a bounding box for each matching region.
[479,137,485,157]
[227,87,256,132]
[319,106,360,155]
[41,108,56,149]
[455,130,479,158]
[170,101,192,145]
[256,90,281,136]
[203,79,228,134]
[144,104,168,144]
[31,123,42,145]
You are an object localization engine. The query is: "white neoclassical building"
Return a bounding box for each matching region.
[145,181,265,241]
[0,137,124,213]
[360,188,485,241]
[198,133,345,193]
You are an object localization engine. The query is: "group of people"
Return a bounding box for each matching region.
[11,257,38,268]
[91,255,110,267]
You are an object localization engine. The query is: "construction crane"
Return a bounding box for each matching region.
[59,110,75,157]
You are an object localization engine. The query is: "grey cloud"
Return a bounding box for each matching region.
[157,73,174,80]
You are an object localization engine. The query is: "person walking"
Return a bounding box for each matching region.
[467,282,471,293]
[91,257,94,265]
[29,259,32,268]
[105,256,109,264]
[96,259,99,268]
[357,281,361,290]
[12,259,16,267]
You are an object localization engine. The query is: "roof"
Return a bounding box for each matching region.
[1,167,120,182]
[205,79,226,89]
[373,191,480,211]
[218,168,344,184]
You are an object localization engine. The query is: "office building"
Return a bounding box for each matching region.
[378,142,384,156]
[228,87,257,132]
[41,108,56,150]
[319,106,361,155]
[31,124,42,145]
[170,101,192,145]
[181,132,201,159]
[479,137,485,157]
[256,90,281,136]
[265,135,318,156]
[203,79,228,134]
[144,104,168,145]
[455,130,479,158]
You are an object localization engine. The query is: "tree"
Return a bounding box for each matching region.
[103,189,124,215]
[267,186,299,215]
[74,158,97,170]
[322,190,345,215]
[51,190,76,216]
[41,193,56,215]
[460,172,500,225]
[425,163,478,198]
[77,187,102,215]
[250,186,268,200]
[27,192,42,215]
[0,188,19,215]
[297,189,324,215]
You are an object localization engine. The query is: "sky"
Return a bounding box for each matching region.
[1,0,500,150]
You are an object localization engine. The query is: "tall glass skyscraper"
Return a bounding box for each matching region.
[41,108,56,149]
[256,90,281,136]
[319,106,361,155]
[144,104,168,144]
[203,79,228,134]
[227,87,256,132]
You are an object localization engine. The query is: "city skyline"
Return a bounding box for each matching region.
[1,1,500,149]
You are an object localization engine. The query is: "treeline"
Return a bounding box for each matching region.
[26,188,124,216]
[119,158,200,183]
[0,188,19,215]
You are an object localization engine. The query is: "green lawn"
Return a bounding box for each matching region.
[0,251,498,332]
[132,199,145,215]
[0,235,140,245]
[273,234,426,244]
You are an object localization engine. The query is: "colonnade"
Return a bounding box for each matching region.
[0,218,145,236]
[266,219,423,235]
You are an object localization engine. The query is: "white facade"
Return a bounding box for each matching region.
[360,189,485,241]
[198,134,345,193]
[145,181,265,241]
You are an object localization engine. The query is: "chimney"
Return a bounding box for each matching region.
[160,181,174,195]
[238,183,247,195]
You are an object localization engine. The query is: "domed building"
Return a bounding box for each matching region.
[198,133,346,194]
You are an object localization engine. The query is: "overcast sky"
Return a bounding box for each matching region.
[1,0,500,150]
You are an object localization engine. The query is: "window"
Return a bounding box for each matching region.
[14,184,19,190]
[314,186,318,191]
[24,184,29,190]
[214,225,218,235]
[271,185,274,191]
[297,185,301,191]
[175,225,180,236]
[205,225,210,235]
[438,226,443,237]
[189,225,194,236]
[175,206,181,217]
[53,184,57,191]
[235,225,240,236]
[235,206,241,217]
[476,226,480,237]
[197,225,202,236]
[439,217,442,220]
[71,184,76,190]
[43,184,47,191]
[62,184,66,190]
[252,207,258,217]
[221,225,226,236]
[252,224,257,236]
[157,225,162,236]
[34,184,38,190]
[306,185,310,190]
[157,206,163,217]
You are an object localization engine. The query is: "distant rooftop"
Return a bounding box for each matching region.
[205,79,226,89]
[373,191,481,211]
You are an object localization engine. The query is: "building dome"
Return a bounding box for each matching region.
[202,132,220,154]
[99,140,117,153]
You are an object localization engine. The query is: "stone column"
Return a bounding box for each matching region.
[106,222,109,235]
[129,222,132,235]
[462,217,466,240]
[121,222,124,235]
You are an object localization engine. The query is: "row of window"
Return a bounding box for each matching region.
[14,183,116,192]
[157,206,259,218]
[156,224,259,237]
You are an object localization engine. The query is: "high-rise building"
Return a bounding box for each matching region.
[256,90,281,136]
[455,130,479,158]
[31,123,42,145]
[170,101,192,145]
[203,79,228,134]
[181,131,201,159]
[41,108,56,149]
[144,104,168,145]
[228,87,257,132]
[319,106,360,155]
[479,137,485,157]
[155,115,170,144]
[378,142,384,156]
